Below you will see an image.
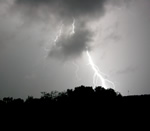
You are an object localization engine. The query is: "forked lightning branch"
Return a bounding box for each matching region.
[52,18,115,89]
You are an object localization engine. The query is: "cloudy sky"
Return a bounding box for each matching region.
[0,0,149,99]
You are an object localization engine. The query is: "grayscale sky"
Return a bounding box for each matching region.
[0,0,149,99]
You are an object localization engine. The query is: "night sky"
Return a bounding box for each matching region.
[0,0,149,99]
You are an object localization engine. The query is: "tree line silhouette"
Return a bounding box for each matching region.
[0,86,121,105]
[0,85,150,109]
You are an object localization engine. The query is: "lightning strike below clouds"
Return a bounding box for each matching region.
[50,18,115,89]
[70,19,81,81]
[86,50,115,89]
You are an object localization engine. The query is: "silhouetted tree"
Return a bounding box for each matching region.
[0,85,126,107]
[12,98,24,104]
[3,97,13,104]
[0,99,5,105]
[106,88,117,97]
[41,91,59,100]
[25,96,34,103]
[95,86,107,97]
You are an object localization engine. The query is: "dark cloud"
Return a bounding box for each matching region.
[12,0,130,61]
[49,23,93,61]
[13,0,110,61]
[15,0,107,19]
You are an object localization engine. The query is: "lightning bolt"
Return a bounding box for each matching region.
[70,18,75,35]
[54,23,63,43]
[86,50,115,89]
[50,18,115,89]
[70,19,81,81]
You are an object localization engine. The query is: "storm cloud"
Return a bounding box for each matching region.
[15,0,107,19]
[12,0,109,61]
[49,22,93,61]
[8,0,129,61]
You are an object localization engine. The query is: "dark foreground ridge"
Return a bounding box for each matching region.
[0,85,150,108]
[1,85,150,121]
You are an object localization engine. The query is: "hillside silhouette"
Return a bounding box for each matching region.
[1,85,150,109]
